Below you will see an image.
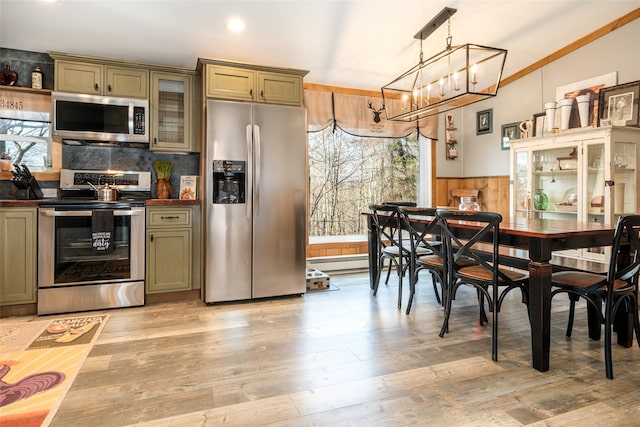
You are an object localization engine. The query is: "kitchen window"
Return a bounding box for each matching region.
[0,115,52,167]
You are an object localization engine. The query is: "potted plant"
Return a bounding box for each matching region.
[153,160,173,199]
[0,152,12,171]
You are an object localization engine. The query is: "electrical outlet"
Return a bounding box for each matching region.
[42,188,57,198]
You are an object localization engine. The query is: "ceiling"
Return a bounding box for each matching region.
[1,1,638,92]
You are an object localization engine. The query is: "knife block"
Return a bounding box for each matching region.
[15,177,44,199]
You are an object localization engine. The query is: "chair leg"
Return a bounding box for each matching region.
[384,258,393,284]
[566,294,579,337]
[439,281,456,337]
[397,265,403,310]
[373,258,384,296]
[478,289,488,326]
[605,308,614,379]
[430,272,442,306]
[492,300,499,362]
[406,272,416,315]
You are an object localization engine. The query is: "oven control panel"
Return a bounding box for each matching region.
[60,169,151,191]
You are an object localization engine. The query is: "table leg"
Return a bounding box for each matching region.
[367,215,378,290]
[528,239,552,372]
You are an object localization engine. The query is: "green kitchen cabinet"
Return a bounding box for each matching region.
[0,208,37,305]
[54,59,149,98]
[146,207,193,293]
[202,61,307,106]
[150,71,199,152]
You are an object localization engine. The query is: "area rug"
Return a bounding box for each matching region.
[0,315,109,427]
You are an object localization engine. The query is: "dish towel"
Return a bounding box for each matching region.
[92,209,114,253]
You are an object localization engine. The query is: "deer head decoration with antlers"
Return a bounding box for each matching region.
[367,101,386,123]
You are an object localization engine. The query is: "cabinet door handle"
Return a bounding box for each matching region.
[154,137,157,145]
[260,90,264,98]
[94,83,99,92]
[107,84,112,93]
[249,89,253,97]
[150,234,154,242]
[160,216,180,220]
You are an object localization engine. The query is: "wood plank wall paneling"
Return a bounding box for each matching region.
[435,176,510,218]
[307,240,369,258]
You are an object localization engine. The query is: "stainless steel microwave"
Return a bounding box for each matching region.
[52,92,149,144]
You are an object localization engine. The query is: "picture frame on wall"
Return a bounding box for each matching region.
[476,109,492,135]
[532,112,545,137]
[501,122,520,150]
[597,80,640,127]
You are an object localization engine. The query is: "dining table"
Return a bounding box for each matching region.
[364,212,634,372]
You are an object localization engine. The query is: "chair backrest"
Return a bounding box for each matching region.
[607,215,640,294]
[369,203,403,252]
[398,206,444,259]
[436,209,514,284]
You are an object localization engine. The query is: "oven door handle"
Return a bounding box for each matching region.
[40,210,144,217]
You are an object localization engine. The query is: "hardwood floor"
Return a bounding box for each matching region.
[16,272,640,425]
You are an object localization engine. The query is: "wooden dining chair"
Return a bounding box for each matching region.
[551,215,640,379]
[397,206,445,314]
[368,203,410,298]
[435,209,529,361]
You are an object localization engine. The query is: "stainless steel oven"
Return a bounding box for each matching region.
[37,169,150,315]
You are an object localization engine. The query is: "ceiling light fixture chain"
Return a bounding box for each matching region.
[446,17,452,51]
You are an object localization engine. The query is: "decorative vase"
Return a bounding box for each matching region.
[0,159,11,171]
[558,98,574,130]
[544,101,557,133]
[533,188,548,210]
[156,178,172,199]
[576,94,591,127]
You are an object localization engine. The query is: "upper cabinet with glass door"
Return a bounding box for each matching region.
[510,126,640,262]
[150,71,199,153]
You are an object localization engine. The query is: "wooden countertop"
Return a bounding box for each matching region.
[145,199,201,206]
[0,200,41,207]
[0,199,202,207]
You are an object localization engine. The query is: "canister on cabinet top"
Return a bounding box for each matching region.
[31,66,43,89]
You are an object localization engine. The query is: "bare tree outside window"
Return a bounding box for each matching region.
[308,127,418,237]
[0,115,51,166]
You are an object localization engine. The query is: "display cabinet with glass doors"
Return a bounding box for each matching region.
[510,126,640,263]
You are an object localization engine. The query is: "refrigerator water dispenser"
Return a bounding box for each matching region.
[213,160,245,204]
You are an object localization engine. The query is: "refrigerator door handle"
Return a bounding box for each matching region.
[246,124,253,219]
[254,124,261,217]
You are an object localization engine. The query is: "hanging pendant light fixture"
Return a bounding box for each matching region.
[381,7,507,122]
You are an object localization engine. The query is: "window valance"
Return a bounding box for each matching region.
[304,89,437,139]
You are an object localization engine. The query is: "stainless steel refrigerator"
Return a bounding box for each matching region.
[204,99,307,302]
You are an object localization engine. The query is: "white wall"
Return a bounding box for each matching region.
[436,19,640,178]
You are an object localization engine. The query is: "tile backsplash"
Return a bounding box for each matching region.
[63,144,200,198]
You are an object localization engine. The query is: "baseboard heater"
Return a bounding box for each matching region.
[306,254,369,274]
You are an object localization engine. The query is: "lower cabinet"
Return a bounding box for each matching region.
[0,208,37,305]
[146,207,193,293]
